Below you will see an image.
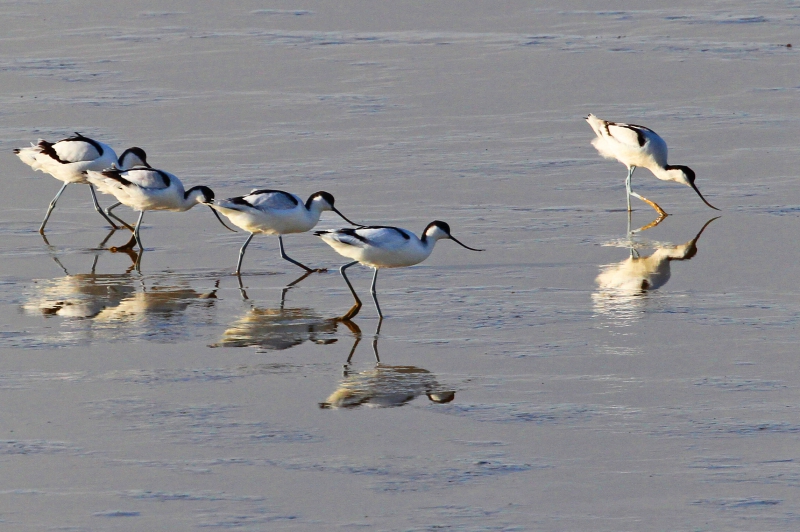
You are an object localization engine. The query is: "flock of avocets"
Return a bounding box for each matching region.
[14,114,719,320]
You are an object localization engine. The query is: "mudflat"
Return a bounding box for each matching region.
[1,1,799,530]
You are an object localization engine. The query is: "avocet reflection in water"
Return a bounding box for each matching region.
[592,216,719,321]
[319,321,455,409]
[211,274,338,351]
[21,249,218,346]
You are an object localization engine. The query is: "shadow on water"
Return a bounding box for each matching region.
[210,272,339,351]
[592,216,719,321]
[319,320,456,409]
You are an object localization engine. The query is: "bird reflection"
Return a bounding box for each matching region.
[319,321,455,409]
[23,242,218,341]
[211,273,338,351]
[593,217,718,318]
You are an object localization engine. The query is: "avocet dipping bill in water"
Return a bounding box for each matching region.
[14,133,150,233]
[85,166,234,252]
[315,221,483,321]
[209,189,362,275]
[586,114,719,216]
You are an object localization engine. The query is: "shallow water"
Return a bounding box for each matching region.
[2,1,800,530]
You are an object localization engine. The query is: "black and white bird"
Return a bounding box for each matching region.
[586,114,719,216]
[208,189,361,275]
[315,221,482,321]
[14,133,149,233]
[85,166,233,252]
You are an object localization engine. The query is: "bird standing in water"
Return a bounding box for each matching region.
[85,166,234,252]
[586,114,719,216]
[14,132,149,233]
[316,220,482,321]
[209,189,362,275]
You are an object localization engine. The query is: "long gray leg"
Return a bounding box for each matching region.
[104,201,133,230]
[625,166,634,212]
[370,268,383,319]
[339,260,362,321]
[39,182,69,234]
[278,235,314,272]
[109,211,143,252]
[89,185,120,229]
[235,232,255,274]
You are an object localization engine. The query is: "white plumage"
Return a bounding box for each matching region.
[86,167,230,252]
[586,113,719,215]
[14,132,149,233]
[209,189,361,274]
[315,221,482,320]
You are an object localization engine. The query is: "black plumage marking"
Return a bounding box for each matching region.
[230,196,254,207]
[154,169,171,188]
[67,132,104,156]
[366,226,411,240]
[249,189,299,206]
[606,120,650,147]
[337,227,371,243]
[37,140,68,163]
[306,191,335,209]
[99,169,133,186]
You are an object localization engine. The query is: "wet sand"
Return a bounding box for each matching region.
[2,1,800,530]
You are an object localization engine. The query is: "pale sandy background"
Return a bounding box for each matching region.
[1,1,800,530]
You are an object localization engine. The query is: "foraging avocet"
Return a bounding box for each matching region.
[585,114,719,216]
[209,189,362,275]
[13,133,149,233]
[85,166,234,252]
[315,221,483,321]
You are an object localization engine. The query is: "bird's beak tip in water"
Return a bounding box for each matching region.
[207,205,237,232]
[689,181,720,211]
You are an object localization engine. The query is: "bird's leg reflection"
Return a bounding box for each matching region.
[341,320,362,367]
[341,319,382,370]
[627,210,667,236]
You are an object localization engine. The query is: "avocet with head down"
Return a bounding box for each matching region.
[209,189,362,275]
[14,133,149,233]
[85,166,234,252]
[586,114,719,216]
[315,221,483,321]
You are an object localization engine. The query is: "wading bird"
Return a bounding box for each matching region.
[315,221,482,321]
[14,133,149,233]
[586,114,719,216]
[209,189,361,275]
[85,166,234,253]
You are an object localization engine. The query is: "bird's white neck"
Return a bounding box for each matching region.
[651,166,689,185]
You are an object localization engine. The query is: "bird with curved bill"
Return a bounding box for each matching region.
[208,189,362,275]
[14,132,149,233]
[315,220,483,321]
[586,114,719,216]
[85,166,235,253]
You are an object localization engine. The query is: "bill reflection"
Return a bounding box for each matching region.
[592,217,718,319]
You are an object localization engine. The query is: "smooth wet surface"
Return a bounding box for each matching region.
[2,1,800,530]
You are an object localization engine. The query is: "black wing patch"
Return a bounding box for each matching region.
[337,227,370,243]
[66,132,104,155]
[37,140,68,164]
[99,169,132,186]
[358,226,411,240]
[605,121,649,147]
[248,189,299,206]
